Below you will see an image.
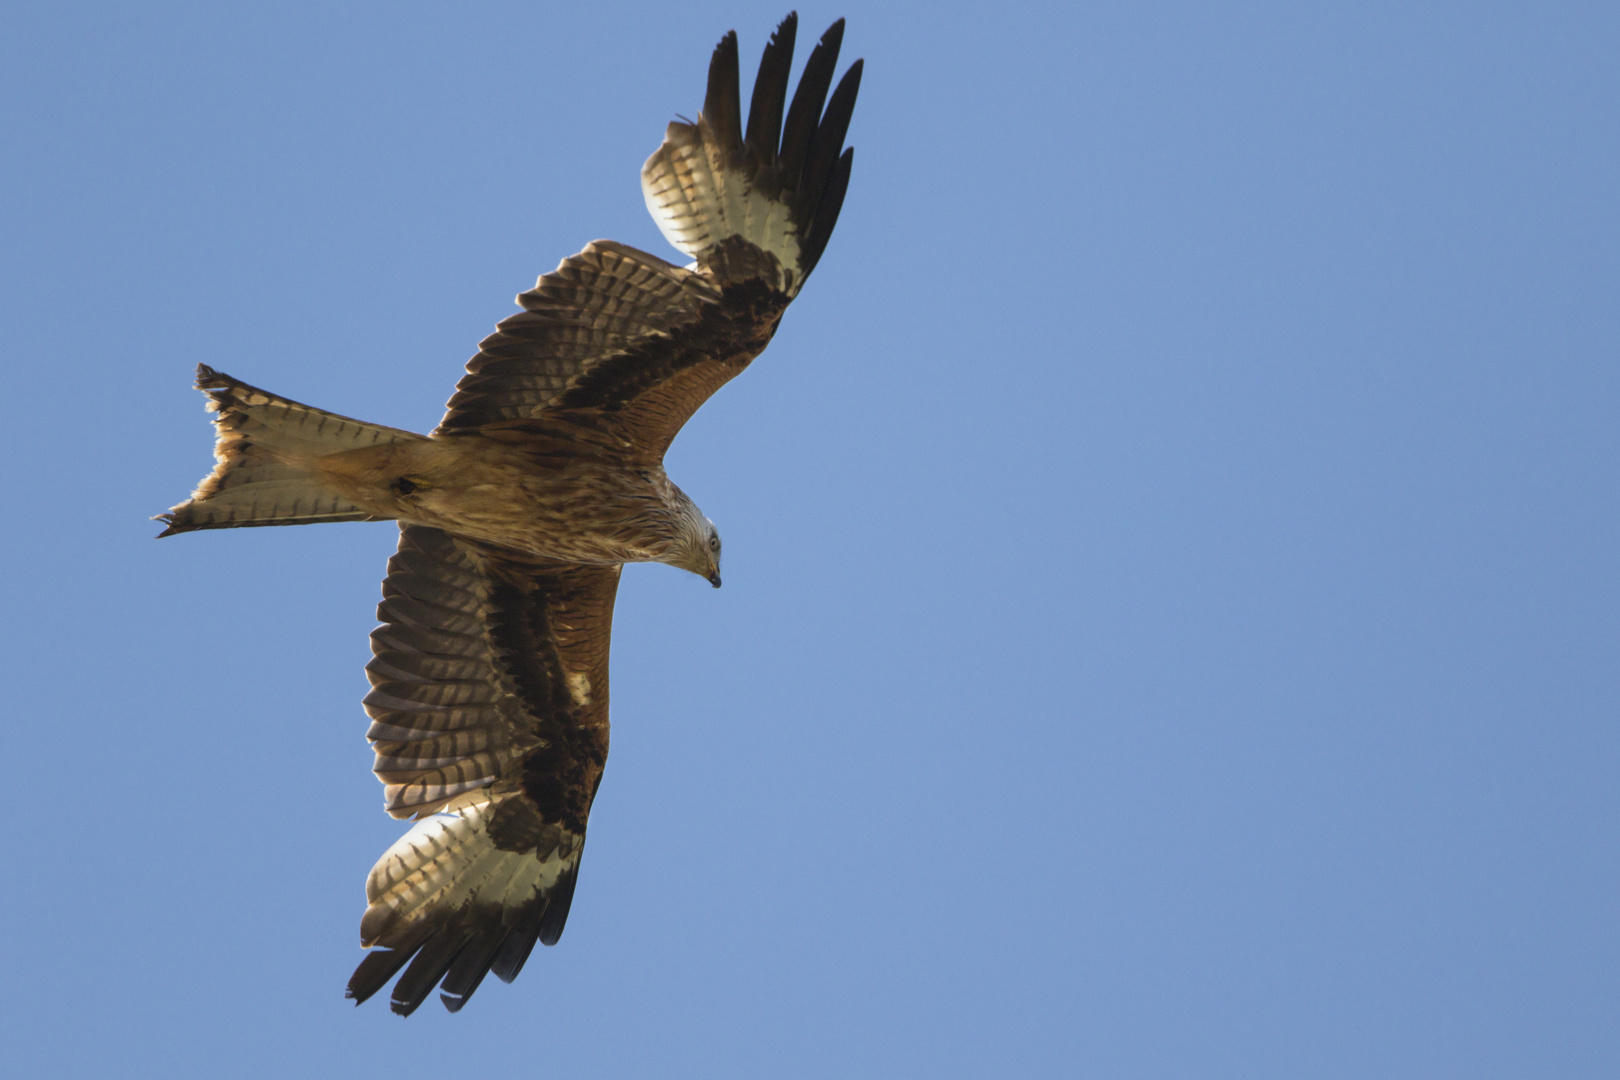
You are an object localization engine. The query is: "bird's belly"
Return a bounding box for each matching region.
[414,494,645,563]
[316,434,667,563]
[414,473,661,564]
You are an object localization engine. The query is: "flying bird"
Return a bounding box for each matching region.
[157,13,860,1015]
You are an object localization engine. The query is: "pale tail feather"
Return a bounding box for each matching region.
[156,364,424,536]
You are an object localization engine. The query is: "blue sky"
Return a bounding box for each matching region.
[2,1,1616,1076]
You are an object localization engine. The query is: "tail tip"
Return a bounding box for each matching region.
[152,511,193,538]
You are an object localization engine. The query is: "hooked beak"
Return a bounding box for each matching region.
[707,571,722,589]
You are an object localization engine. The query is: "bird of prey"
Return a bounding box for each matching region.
[157,14,860,1016]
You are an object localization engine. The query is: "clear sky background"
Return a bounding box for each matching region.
[2,1,1615,1076]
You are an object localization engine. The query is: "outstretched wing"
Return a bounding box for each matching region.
[435,14,861,457]
[347,525,619,1015]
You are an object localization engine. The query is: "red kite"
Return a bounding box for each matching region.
[158,14,860,1015]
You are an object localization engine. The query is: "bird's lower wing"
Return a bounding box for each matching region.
[349,525,619,1015]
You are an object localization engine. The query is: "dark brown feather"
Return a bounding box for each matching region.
[347,919,434,1007]
[745,13,798,169]
[437,924,510,1012]
[703,30,743,162]
[778,19,846,184]
[389,923,472,1016]
[537,859,582,947]
[434,242,717,435]
[803,60,862,203]
[804,147,854,280]
[489,903,548,984]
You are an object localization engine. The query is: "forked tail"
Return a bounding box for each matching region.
[156,364,423,536]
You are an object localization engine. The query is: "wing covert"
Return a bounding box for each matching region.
[435,241,720,434]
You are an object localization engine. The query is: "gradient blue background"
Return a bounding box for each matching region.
[2,2,1615,1076]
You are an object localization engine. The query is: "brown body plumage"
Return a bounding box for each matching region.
[314,417,697,566]
[158,14,861,1016]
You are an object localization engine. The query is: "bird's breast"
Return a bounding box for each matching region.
[390,436,672,564]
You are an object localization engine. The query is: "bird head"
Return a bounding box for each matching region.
[690,517,723,588]
[662,491,722,588]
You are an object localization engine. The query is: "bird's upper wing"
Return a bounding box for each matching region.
[434,14,861,458]
[346,524,619,1016]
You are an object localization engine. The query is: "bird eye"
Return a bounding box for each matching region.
[709,536,719,551]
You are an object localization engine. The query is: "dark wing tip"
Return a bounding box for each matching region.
[347,914,439,1011]
[389,930,471,1016]
[346,896,562,1014]
[346,947,416,1008]
[801,146,853,279]
[828,56,863,127]
[489,919,543,984]
[436,925,509,1013]
[777,18,847,183]
[799,56,862,220]
[744,11,800,162]
[704,29,743,157]
[537,861,582,947]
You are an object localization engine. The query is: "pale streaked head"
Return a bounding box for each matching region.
[661,488,722,588]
